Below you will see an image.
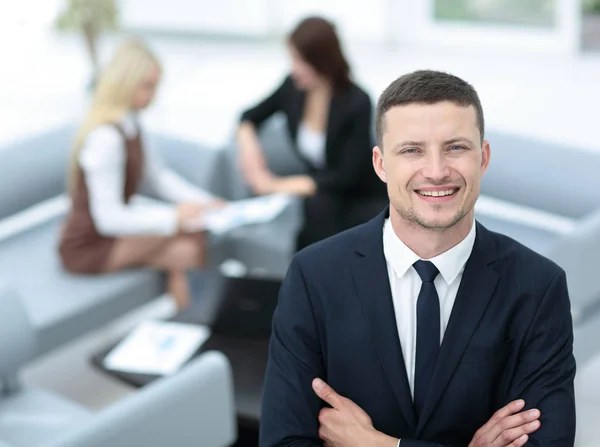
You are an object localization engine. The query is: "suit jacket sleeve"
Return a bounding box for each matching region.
[507,270,576,446]
[311,96,374,194]
[259,256,324,447]
[240,76,289,128]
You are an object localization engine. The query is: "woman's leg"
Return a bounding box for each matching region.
[146,233,206,309]
[105,233,206,309]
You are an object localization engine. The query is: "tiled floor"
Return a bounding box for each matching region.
[3,29,600,445]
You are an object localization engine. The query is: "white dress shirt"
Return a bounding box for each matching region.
[79,113,214,237]
[382,218,476,397]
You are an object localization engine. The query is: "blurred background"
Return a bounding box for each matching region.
[1,1,600,446]
[1,0,600,149]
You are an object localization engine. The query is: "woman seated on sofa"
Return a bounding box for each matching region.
[237,16,387,251]
[59,39,223,309]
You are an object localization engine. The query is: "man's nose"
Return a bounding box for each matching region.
[422,153,452,182]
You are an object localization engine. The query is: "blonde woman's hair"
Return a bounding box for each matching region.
[68,38,161,191]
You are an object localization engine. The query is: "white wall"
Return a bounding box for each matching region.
[119,0,388,42]
[271,0,387,43]
[119,0,271,36]
[117,0,581,53]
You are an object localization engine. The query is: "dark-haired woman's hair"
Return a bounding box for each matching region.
[289,16,351,92]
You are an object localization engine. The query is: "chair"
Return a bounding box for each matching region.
[0,282,237,447]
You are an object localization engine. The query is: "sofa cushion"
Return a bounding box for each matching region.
[143,133,230,199]
[483,130,600,219]
[0,217,165,355]
[0,126,75,220]
[224,198,303,277]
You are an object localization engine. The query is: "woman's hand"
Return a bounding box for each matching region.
[176,200,225,232]
[248,169,278,195]
[273,175,317,196]
[207,197,228,208]
[177,202,204,222]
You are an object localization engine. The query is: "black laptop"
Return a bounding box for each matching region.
[184,270,283,338]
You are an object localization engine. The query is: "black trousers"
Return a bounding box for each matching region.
[295,193,388,252]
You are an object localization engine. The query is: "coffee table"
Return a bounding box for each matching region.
[90,272,275,430]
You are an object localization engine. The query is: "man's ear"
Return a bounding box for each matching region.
[373,146,387,183]
[481,140,491,175]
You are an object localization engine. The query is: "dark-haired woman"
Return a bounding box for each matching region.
[237,16,386,251]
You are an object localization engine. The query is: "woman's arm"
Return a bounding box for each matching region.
[80,126,180,236]
[143,143,218,204]
[238,76,290,192]
[259,96,374,197]
[237,121,272,188]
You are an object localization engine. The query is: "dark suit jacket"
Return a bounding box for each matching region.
[240,75,385,197]
[260,210,576,447]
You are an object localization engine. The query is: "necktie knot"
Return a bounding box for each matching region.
[413,260,439,283]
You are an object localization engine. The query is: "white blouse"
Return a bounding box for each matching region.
[78,113,214,237]
[296,123,326,169]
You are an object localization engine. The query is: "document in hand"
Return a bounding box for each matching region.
[103,320,212,376]
[184,193,293,235]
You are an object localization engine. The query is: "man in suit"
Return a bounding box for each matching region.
[259,70,576,447]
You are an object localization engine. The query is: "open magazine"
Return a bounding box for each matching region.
[103,320,212,376]
[182,193,293,235]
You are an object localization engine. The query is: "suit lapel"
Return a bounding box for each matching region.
[325,93,344,150]
[351,211,417,430]
[415,223,500,435]
[289,88,305,144]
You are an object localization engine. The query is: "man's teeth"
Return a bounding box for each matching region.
[418,189,456,197]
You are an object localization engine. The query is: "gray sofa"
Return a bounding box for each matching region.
[0,117,301,359]
[2,115,598,365]
[0,126,169,356]
[474,130,600,326]
[0,282,236,447]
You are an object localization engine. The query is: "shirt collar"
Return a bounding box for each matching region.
[120,111,139,137]
[383,218,476,285]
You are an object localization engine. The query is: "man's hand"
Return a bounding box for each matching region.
[469,400,541,447]
[312,378,397,447]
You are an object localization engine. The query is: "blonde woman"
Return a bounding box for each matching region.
[59,39,223,309]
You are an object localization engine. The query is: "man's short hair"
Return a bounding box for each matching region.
[375,70,484,148]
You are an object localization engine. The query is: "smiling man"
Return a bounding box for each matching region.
[260,70,576,447]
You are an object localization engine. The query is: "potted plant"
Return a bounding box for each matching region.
[55,0,119,84]
[582,0,600,51]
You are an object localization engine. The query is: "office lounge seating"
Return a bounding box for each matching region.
[0,282,236,447]
[0,121,300,359]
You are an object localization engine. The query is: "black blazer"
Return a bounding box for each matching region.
[260,210,576,447]
[240,75,385,197]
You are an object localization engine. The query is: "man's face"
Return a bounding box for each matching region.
[373,101,490,230]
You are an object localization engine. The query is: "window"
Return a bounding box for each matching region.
[433,0,557,28]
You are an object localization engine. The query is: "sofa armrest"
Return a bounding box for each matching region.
[547,208,600,323]
[48,351,236,447]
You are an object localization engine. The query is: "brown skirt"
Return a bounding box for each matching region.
[58,235,116,275]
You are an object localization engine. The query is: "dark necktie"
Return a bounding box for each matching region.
[413,260,440,419]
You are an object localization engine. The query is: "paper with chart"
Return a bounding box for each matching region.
[103,320,212,376]
[184,193,293,235]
